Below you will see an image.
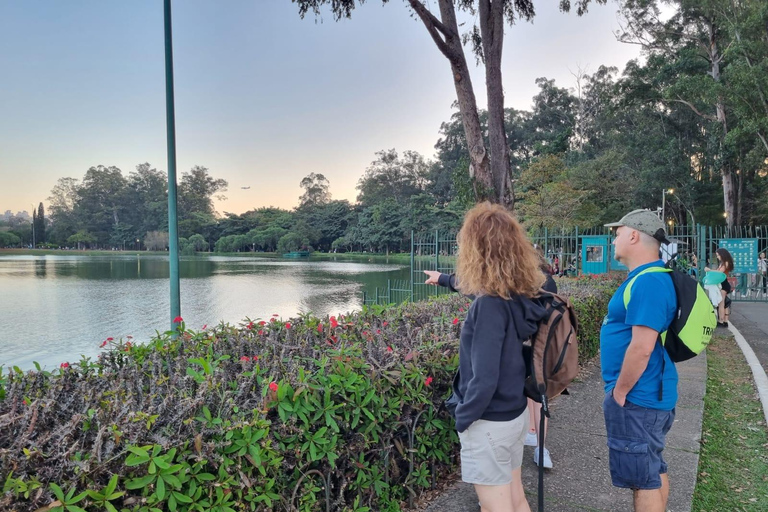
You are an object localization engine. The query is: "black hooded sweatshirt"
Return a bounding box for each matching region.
[439,274,547,432]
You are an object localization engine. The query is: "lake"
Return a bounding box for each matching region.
[0,253,410,371]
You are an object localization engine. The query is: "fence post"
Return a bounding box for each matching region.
[435,229,440,274]
[544,227,549,257]
[410,230,415,302]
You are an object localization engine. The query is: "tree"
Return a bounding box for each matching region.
[35,202,46,245]
[618,0,768,227]
[298,173,331,207]
[77,165,128,246]
[357,149,429,206]
[47,177,80,245]
[294,0,603,207]
[179,166,228,218]
[0,231,21,248]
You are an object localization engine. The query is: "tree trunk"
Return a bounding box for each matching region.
[409,0,493,201]
[708,19,737,229]
[478,0,513,207]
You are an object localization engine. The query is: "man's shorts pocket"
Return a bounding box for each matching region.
[607,437,651,488]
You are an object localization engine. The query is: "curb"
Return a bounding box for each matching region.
[728,322,768,426]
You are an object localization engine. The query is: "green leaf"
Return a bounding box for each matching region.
[49,483,65,501]
[173,491,194,504]
[156,476,166,500]
[125,474,155,490]
[105,474,119,495]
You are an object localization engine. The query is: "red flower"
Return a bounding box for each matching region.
[252,356,259,361]
[60,362,70,369]
[125,341,132,351]
[22,399,28,406]
[317,324,323,333]
[376,329,381,334]
[100,340,108,348]
[272,314,279,317]
[269,381,278,392]
[386,346,393,352]
[202,324,207,330]
[258,320,266,326]
[459,307,464,312]
[270,318,276,323]
[173,316,183,323]
[425,376,433,387]
[126,335,133,339]
[452,318,459,325]
[382,321,388,327]
[330,316,339,329]
[240,356,250,362]
[246,322,254,330]
[106,337,114,341]
[362,331,368,336]
[285,323,292,330]
[257,330,264,335]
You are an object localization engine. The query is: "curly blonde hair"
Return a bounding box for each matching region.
[456,202,546,299]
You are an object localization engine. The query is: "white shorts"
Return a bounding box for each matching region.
[458,413,529,486]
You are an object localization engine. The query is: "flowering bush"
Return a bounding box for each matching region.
[0,278,616,512]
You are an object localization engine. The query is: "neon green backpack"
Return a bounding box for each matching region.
[624,266,717,362]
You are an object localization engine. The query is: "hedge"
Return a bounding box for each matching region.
[0,274,621,512]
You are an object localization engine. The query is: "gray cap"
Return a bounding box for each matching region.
[604,209,670,244]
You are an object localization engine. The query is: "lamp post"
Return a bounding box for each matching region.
[661,188,674,224]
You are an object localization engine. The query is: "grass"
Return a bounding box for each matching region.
[692,333,768,511]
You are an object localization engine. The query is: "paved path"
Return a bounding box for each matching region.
[422,354,707,512]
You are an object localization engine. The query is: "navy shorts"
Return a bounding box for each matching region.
[602,392,675,490]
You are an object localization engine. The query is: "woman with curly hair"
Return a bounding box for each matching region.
[444,202,547,512]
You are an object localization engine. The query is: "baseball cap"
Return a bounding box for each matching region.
[604,209,670,244]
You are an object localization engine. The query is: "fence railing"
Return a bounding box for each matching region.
[361,225,768,306]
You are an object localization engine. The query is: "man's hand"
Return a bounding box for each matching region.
[612,389,627,407]
[424,270,441,285]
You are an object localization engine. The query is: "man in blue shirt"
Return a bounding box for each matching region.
[601,210,677,512]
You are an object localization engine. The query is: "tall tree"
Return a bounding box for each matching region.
[35,202,45,245]
[293,0,603,208]
[179,166,228,218]
[298,172,332,207]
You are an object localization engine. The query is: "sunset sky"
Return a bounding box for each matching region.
[0,0,643,217]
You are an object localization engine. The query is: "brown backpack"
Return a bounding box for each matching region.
[524,290,579,404]
[524,290,579,512]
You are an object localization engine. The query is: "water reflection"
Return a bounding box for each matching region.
[0,254,409,370]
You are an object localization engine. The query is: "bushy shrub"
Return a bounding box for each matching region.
[0,276,618,512]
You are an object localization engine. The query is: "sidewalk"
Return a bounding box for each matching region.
[423,354,707,512]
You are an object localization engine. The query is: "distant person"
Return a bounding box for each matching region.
[705,248,734,327]
[426,202,546,512]
[758,252,767,296]
[602,209,677,512]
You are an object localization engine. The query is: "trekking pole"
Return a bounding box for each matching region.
[538,394,549,512]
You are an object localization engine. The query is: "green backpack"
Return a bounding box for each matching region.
[624,266,717,362]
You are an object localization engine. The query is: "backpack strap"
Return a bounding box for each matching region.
[622,266,673,401]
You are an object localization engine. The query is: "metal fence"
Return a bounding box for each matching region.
[362,225,768,306]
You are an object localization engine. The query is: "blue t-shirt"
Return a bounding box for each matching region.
[600,260,678,410]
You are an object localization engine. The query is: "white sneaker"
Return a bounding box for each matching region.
[524,431,538,447]
[533,447,553,469]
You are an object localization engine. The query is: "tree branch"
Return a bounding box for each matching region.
[666,97,717,121]
[406,0,456,58]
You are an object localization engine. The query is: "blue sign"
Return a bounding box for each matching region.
[719,238,758,273]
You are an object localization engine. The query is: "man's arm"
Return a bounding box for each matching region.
[612,325,659,406]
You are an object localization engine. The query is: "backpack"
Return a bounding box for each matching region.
[623,266,716,362]
[523,290,579,512]
[524,291,580,403]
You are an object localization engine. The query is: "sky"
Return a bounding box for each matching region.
[0,0,643,217]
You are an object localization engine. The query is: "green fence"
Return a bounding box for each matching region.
[362,224,768,306]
